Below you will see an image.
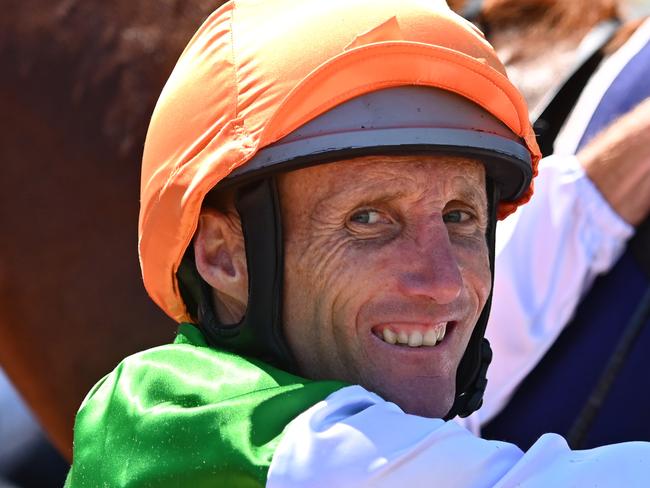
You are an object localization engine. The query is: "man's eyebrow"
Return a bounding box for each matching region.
[453,186,485,205]
[450,185,488,216]
[310,172,487,213]
[314,182,409,211]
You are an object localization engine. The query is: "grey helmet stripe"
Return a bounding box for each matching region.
[227,86,532,202]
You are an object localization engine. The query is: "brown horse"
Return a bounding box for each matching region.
[0,0,642,459]
[0,0,227,458]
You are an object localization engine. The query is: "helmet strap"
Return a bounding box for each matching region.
[178,176,296,371]
[234,176,296,370]
[445,178,499,419]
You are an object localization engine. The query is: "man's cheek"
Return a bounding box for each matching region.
[457,244,490,280]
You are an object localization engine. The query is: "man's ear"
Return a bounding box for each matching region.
[193,207,248,324]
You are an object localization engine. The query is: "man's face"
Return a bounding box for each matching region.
[278,155,492,418]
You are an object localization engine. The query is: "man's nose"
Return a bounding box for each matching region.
[397,221,463,305]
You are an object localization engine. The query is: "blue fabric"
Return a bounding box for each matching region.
[579,38,650,147]
[483,35,650,449]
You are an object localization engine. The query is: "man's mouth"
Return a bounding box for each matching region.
[372,323,449,348]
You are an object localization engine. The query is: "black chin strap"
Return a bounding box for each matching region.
[445,179,499,419]
[179,177,296,371]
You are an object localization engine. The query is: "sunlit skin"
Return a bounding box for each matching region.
[194,154,492,418]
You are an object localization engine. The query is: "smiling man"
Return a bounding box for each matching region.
[197,153,491,420]
[65,0,650,486]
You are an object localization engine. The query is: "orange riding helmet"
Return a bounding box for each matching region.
[139,0,540,417]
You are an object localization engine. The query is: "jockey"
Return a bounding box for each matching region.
[65,0,650,486]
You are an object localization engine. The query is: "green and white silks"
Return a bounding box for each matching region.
[65,324,345,487]
[67,323,650,487]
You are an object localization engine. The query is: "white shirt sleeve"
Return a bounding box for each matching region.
[267,385,650,487]
[466,154,634,429]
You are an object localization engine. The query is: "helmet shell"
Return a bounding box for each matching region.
[139,0,540,322]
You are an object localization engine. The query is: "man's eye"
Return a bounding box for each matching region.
[350,210,385,225]
[443,210,471,224]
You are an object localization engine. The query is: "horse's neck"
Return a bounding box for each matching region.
[490,29,584,113]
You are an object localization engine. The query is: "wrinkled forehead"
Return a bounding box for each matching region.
[277,154,487,211]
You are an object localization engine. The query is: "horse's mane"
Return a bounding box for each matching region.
[480,0,618,43]
[449,0,618,44]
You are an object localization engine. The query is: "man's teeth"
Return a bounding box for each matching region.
[381,324,447,347]
[397,331,408,344]
[408,331,423,347]
[383,328,397,344]
[423,329,438,346]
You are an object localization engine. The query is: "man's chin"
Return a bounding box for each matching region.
[368,378,455,419]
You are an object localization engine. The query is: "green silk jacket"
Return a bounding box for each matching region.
[65,324,345,487]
